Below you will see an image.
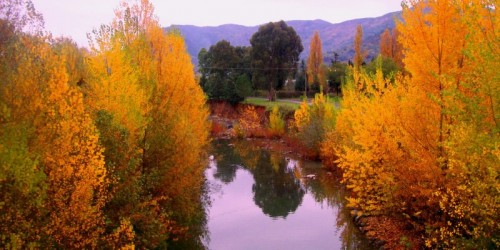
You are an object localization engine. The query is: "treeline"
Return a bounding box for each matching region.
[294,0,498,248]
[199,21,304,102]
[0,0,209,248]
[198,22,404,103]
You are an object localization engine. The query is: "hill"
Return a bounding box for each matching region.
[168,11,401,67]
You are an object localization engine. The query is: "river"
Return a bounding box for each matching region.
[201,139,371,250]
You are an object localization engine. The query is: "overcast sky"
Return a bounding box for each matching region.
[32,0,402,47]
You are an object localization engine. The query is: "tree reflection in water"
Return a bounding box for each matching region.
[207,139,371,249]
[295,159,370,250]
[250,151,305,218]
[211,140,305,218]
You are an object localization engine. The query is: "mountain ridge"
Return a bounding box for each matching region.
[167,11,402,67]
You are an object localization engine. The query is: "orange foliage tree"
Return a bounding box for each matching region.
[307,31,326,92]
[2,0,210,248]
[1,1,108,247]
[379,28,391,58]
[353,25,366,71]
[379,28,403,68]
[322,0,499,248]
[86,0,210,247]
[35,62,108,248]
[143,25,210,244]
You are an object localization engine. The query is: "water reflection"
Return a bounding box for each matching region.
[251,153,305,218]
[210,140,305,218]
[205,139,371,250]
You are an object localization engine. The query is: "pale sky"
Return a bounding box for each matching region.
[32,0,403,47]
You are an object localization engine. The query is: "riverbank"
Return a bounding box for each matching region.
[208,100,424,249]
[209,100,317,160]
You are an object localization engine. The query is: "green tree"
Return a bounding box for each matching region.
[365,55,399,80]
[295,60,307,92]
[327,61,347,96]
[250,21,303,100]
[198,40,252,104]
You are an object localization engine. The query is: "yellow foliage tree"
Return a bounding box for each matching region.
[237,105,261,137]
[307,31,326,92]
[0,3,49,246]
[295,93,335,156]
[52,37,86,85]
[269,105,285,137]
[86,0,210,247]
[34,61,108,248]
[142,27,210,244]
[2,0,211,248]
[323,0,499,248]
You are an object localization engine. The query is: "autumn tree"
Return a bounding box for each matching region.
[379,28,391,58]
[269,105,285,137]
[2,0,211,248]
[398,0,499,247]
[85,6,152,246]
[52,37,86,85]
[1,3,45,246]
[322,0,499,248]
[143,27,210,247]
[379,28,403,68]
[294,92,336,157]
[1,2,109,248]
[35,62,108,248]
[307,31,327,93]
[250,21,303,100]
[86,1,210,247]
[353,25,366,71]
[0,32,48,247]
[399,0,470,163]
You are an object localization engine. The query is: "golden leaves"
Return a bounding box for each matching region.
[37,72,108,248]
[294,101,310,132]
[295,93,336,156]
[307,31,326,91]
[324,1,499,248]
[353,25,366,71]
[238,105,261,137]
[269,105,285,137]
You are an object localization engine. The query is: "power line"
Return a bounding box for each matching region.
[201,66,299,70]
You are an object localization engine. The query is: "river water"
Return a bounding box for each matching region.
[202,139,371,250]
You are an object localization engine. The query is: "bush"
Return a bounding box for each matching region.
[294,93,336,157]
[269,105,285,137]
[238,105,261,137]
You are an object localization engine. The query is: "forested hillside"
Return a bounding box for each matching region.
[171,11,401,65]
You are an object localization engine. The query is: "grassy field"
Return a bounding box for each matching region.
[243,97,300,112]
[244,95,342,112]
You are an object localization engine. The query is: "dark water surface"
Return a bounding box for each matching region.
[202,139,371,250]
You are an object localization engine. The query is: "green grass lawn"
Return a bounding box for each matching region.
[244,95,342,113]
[243,97,300,112]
